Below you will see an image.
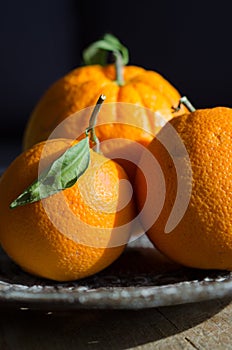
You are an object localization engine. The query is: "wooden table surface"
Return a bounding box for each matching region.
[0,297,231,349]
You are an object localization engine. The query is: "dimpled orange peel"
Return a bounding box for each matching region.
[135,97,232,270]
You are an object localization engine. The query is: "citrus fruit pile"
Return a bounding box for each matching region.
[0,34,232,282]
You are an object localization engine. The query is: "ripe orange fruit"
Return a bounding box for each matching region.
[23,34,185,156]
[135,106,232,270]
[0,138,135,281]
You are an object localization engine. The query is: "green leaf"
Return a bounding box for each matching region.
[10,138,90,208]
[82,33,129,66]
[103,34,129,64]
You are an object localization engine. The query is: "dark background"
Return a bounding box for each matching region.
[1,0,232,144]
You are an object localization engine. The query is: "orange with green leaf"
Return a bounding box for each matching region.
[23,34,185,163]
[0,96,135,281]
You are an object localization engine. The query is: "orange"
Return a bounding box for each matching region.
[135,107,232,270]
[0,139,135,281]
[23,53,185,153]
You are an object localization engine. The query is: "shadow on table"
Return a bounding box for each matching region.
[0,297,231,350]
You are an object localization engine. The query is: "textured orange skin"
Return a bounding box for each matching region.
[135,107,232,270]
[0,139,135,281]
[23,64,185,152]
